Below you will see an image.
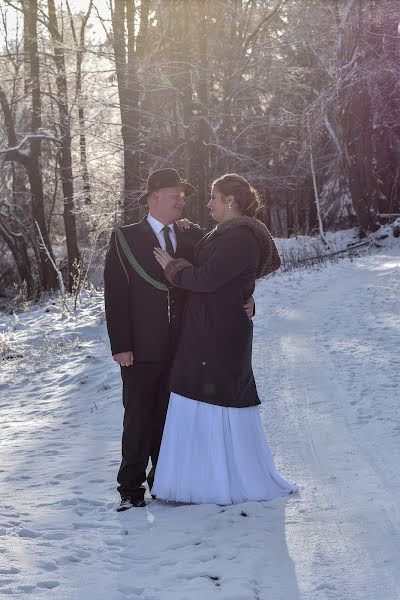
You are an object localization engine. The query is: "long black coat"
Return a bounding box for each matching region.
[104,217,203,362]
[165,217,281,408]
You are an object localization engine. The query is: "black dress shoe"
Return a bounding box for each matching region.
[117,497,146,512]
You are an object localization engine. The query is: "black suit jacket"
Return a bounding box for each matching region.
[104,217,204,362]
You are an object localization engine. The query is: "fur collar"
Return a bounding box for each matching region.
[216,216,281,278]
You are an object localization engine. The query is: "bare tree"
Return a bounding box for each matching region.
[111,0,149,224]
[66,0,93,206]
[1,0,58,291]
[47,0,81,290]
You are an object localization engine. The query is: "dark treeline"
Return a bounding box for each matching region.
[0,0,399,298]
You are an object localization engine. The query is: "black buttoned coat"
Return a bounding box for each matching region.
[165,217,281,408]
[104,218,203,362]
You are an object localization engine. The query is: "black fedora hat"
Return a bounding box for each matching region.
[138,168,196,205]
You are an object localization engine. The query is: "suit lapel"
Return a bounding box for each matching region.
[137,216,161,246]
[135,217,167,282]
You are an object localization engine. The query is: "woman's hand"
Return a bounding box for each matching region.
[153,247,174,270]
[176,218,193,230]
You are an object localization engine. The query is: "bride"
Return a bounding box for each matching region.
[152,173,297,504]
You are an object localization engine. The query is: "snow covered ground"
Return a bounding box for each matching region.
[1,232,400,599]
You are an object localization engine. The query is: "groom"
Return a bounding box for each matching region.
[104,168,254,511]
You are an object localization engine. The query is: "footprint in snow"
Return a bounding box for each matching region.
[315,583,337,591]
[117,585,145,597]
[17,528,41,539]
[36,580,60,589]
[38,561,58,572]
[0,567,20,575]
[18,584,37,593]
[41,531,69,540]
[64,554,81,563]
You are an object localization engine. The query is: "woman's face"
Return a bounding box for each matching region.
[207,186,229,222]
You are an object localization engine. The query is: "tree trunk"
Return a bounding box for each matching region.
[47,0,81,291]
[78,4,92,207]
[309,130,328,244]
[0,216,34,298]
[344,89,380,233]
[196,0,210,227]
[179,0,210,228]
[24,0,57,290]
[66,0,93,206]
[343,36,380,231]
[111,0,145,225]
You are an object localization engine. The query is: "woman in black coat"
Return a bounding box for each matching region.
[152,174,297,504]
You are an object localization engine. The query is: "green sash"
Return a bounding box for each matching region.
[115,228,171,321]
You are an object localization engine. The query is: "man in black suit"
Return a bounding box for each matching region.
[104,168,254,511]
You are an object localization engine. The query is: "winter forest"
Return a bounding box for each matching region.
[1,2,400,598]
[0,0,399,300]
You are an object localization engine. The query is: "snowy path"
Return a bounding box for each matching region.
[1,247,399,599]
[254,252,400,599]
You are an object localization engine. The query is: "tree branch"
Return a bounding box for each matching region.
[0,132,62,156]
[243,0,288,53]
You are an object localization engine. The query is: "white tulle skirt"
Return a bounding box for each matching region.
[152,392,298,505]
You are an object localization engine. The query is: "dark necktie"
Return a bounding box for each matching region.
[162,225,175,256]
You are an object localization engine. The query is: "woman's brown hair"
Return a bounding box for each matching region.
[212,173,260,217]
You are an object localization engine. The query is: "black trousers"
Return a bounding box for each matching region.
[117,362,171,500]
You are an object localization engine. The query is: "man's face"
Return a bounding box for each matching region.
[148,186,186,223]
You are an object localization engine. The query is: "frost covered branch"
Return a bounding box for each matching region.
[0,132,61,156]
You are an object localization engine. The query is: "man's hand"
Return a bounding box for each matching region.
[113,351,134,367]
[243,296,255,319]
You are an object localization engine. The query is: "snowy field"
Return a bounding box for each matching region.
[1,231,400,599]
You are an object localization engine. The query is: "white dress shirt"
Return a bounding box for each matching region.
[147,213,177,253]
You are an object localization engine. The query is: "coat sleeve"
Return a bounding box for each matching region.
[165,228,259,293]
[103,230,133,355]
